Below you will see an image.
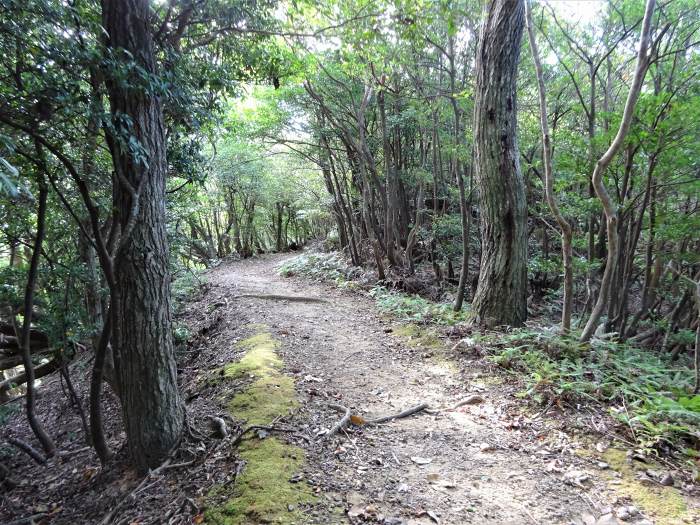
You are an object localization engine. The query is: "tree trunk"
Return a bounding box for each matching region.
[102,0,184,472]
[525,0,574,332]
[18,178,55,457]
[580,0,656,342]
[471,0,528,327]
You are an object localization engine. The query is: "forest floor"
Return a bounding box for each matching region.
[2,251,698,525]
[190,252,699,525]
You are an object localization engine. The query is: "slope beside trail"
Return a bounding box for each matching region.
[190,252,681,525]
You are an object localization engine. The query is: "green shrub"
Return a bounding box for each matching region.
[481,328,699,455]
[369,286,468,325]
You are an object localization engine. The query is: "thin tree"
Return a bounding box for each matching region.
[471,0,528,327]
[525,0,574,332]
[580,0,657,342]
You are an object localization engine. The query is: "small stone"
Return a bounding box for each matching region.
[479,442,494,452]
[597,462,610,470]
[659,472,674,486]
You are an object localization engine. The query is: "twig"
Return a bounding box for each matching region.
[7,437,46,465]
[365,403,429,425]
[5,513,48,525]
[323,404,351,440]
[99,457,175,525]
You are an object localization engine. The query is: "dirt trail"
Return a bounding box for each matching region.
[199,253,677,525]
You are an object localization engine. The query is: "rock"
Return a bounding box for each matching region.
[597,462,610,469]
[615,505,639,521]
[348,505,364,518]
[595,513,620,525]
[479,443,495,452]
[659,472,674,486]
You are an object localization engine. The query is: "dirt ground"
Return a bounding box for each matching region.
[1,252,698,525]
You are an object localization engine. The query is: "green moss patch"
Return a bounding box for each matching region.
[228,374,298,425]
[205,325,315,524]
[206,437,315,524]
[601,448,695,525]
[392,323,444,349]
[223,333,282,380]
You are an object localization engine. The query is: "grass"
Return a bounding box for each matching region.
[370,285,468,325]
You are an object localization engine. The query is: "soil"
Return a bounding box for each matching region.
[1,252,698,525]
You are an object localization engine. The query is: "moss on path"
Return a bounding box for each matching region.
[206,325,316,524]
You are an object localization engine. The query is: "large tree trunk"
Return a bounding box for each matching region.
[102,0,184,472]
[471,0,528,327]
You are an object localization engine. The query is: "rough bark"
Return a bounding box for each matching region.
[102,0,184,471]
[471,0,528,327]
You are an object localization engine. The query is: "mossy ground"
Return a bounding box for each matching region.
[601,448,696,525]
[392,323,443,350]
[205,325,315,524]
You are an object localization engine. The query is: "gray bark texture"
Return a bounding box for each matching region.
[102,0,184,472]
[471,0,528,327]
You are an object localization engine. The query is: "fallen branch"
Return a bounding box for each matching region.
[323,402,430,441]
[365,403,429,425]
[7,437,46,464]
[0,356,64,394]
[99,456,175,525]
[235,293,328,304]
[232,422,304,447]
[323,404,351,440]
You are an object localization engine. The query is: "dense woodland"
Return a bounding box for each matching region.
[0,0,699,521]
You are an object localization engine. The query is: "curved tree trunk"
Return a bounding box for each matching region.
[18,177,55,456]
[580,0,656,342]
[525,0,574,332]
[102,0,184,472]
[471,0,528,327]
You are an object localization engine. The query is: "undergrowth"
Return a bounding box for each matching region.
[278,252,359,287]
[280,252,467,325]
[369,286,468,325]
[479,328,700,458]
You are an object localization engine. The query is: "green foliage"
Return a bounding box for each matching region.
[172,269,205,313]
[482,329,699,454]
[370,286,468,325]
[279,252,358,285]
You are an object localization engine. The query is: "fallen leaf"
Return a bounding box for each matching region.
[350,414,366,426]
[193,514,205,524]
[427,509,440,523]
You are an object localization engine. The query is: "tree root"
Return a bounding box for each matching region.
[323,402,430,440]
[7,437,46,464]
[235,293,328,304]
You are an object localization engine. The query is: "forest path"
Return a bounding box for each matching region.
[202,253,615,525]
